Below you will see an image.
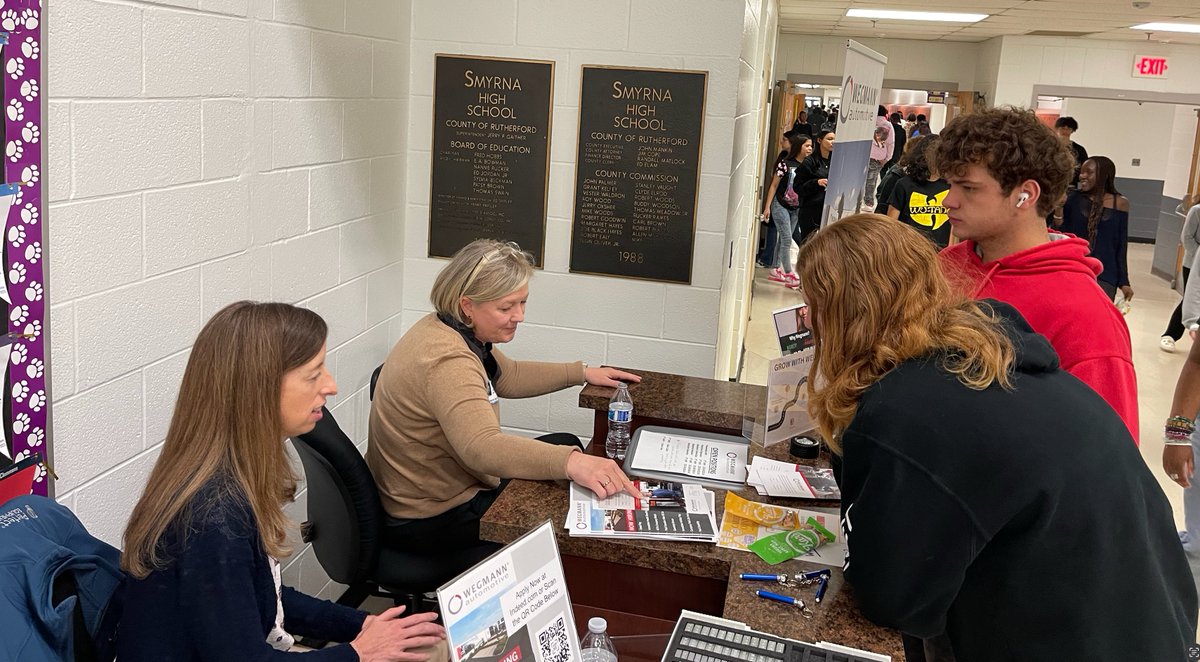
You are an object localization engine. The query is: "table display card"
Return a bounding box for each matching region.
[438,521,581,662]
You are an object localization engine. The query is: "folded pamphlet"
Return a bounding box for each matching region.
[564,480,718,543]
[745,457,840,500]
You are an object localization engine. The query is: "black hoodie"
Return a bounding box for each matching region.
[839,301,1196,661]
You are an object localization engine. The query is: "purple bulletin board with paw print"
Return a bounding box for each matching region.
[0,0,46,496]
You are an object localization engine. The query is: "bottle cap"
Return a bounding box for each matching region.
[588,617,608,634]
[789,435,820,459]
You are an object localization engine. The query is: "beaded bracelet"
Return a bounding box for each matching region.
[1167,415,1196,430]
[1165,437,1194,447]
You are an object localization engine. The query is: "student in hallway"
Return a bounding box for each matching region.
[1058,156,1132,301]
[1162,199,1200,352]
[885,135,951,250]
[936,107,1139,442]
[794,130,835,252]
[863,105,894,210]
[760,132,811,285]
[796,213,1196,662]
[1054,115,1088,189]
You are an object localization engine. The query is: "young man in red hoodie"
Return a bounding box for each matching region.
[936,107,1139,442]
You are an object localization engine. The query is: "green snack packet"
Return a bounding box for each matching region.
[747,517,836,565]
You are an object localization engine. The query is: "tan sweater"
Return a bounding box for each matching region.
[367,313,585,519]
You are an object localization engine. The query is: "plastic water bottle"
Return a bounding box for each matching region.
[605,383,633,460]
[580,617,618,662]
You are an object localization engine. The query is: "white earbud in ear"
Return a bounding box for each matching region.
[1016,193,1030,208]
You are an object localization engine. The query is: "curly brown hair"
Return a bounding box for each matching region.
[934,106,1074,217]
[899,134,941,182]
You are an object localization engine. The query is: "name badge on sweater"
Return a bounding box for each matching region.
[485,377,499,404]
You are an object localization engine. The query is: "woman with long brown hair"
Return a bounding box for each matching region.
[119,302,445,661]
[796,214,1193,661]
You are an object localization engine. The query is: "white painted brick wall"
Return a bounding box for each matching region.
[50,0,412,600]
[404,0,746,440]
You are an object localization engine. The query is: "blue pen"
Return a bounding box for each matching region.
[739,573,787,582]
[797,569,831,581]
[755,590,806,608]
[814,576,829,603]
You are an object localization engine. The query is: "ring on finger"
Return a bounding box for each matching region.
[1171,473,1181,479]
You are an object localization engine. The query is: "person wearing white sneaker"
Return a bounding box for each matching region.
[762,134,809,284]
[1164,200,1200,351]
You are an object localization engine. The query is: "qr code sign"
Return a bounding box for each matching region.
[536,616,573,662]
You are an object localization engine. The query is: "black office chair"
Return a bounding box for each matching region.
[291,406,493,615]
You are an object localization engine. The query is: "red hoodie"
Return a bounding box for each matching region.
[941,235,1139,443]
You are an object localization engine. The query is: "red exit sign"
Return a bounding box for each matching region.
[1132,55,1170,78]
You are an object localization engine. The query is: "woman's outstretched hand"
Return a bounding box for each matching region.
[352,606,446,662]
[584,367,642,388]
[566,452,639,500]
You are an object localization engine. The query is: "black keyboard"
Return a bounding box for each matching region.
[663,616,880,662]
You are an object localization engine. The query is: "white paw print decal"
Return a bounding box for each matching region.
[23,319,41,339]
[21,37,38,60]
[12,449,45,483]
[27,426,45,447]
[6,139,22,161]
[26,357,43,379]
[0,9,18,31]
[6,98,23,121]
[9,342,26,365]
[27,390,45,412]
[6,57,23,80]
[21,164,38,184]
[21,122,38,144]
[8,224,24,246]
[25,241,41,263]
[12,412,30,436]
[12,380,28,402]
[21,202,37,224]
[20,8,39,30]
[24,280,42,301]
[9,262,26,284]
[9,304,27,325]
[20,79,36,102]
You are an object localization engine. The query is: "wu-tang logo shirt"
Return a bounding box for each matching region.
[886,178,952,249]
[908,189,949,230]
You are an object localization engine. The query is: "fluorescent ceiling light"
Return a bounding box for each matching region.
[846,8,988,22]
[1131,22,1200,34]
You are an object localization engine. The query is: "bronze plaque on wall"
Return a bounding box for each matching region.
[569,66,707,283]
[429,54,554,265]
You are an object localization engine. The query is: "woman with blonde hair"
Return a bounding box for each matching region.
[119,302,446,661]
[369,239,640,577]
[797,214,1193,661]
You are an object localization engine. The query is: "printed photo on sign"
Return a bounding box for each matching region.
[771,304,813,356]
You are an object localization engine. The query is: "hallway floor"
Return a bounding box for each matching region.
[740,242,1191,529]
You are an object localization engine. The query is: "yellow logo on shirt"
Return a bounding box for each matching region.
[908,190,950,229]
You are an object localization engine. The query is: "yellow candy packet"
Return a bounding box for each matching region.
[724,492,805,530]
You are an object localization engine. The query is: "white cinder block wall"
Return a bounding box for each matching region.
[401,0,749,442]
[715,0,779,379]
[48,0,411,601]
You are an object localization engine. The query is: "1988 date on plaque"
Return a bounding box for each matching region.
[618,251,645,264]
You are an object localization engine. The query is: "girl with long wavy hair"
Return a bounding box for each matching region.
[119,302,446,662]
[1060,155,1132,301]
[796,214,1194,661]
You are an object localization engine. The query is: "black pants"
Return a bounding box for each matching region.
[1166,267,1192,340]
[382,432,582,555]
[1098,279,1118,300]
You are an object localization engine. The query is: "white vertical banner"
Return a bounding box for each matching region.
[821,40,887,228]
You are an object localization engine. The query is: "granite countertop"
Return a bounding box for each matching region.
[479,442,903,658]
[579,369,768,433]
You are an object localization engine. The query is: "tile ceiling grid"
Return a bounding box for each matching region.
[779,0,1200,43]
